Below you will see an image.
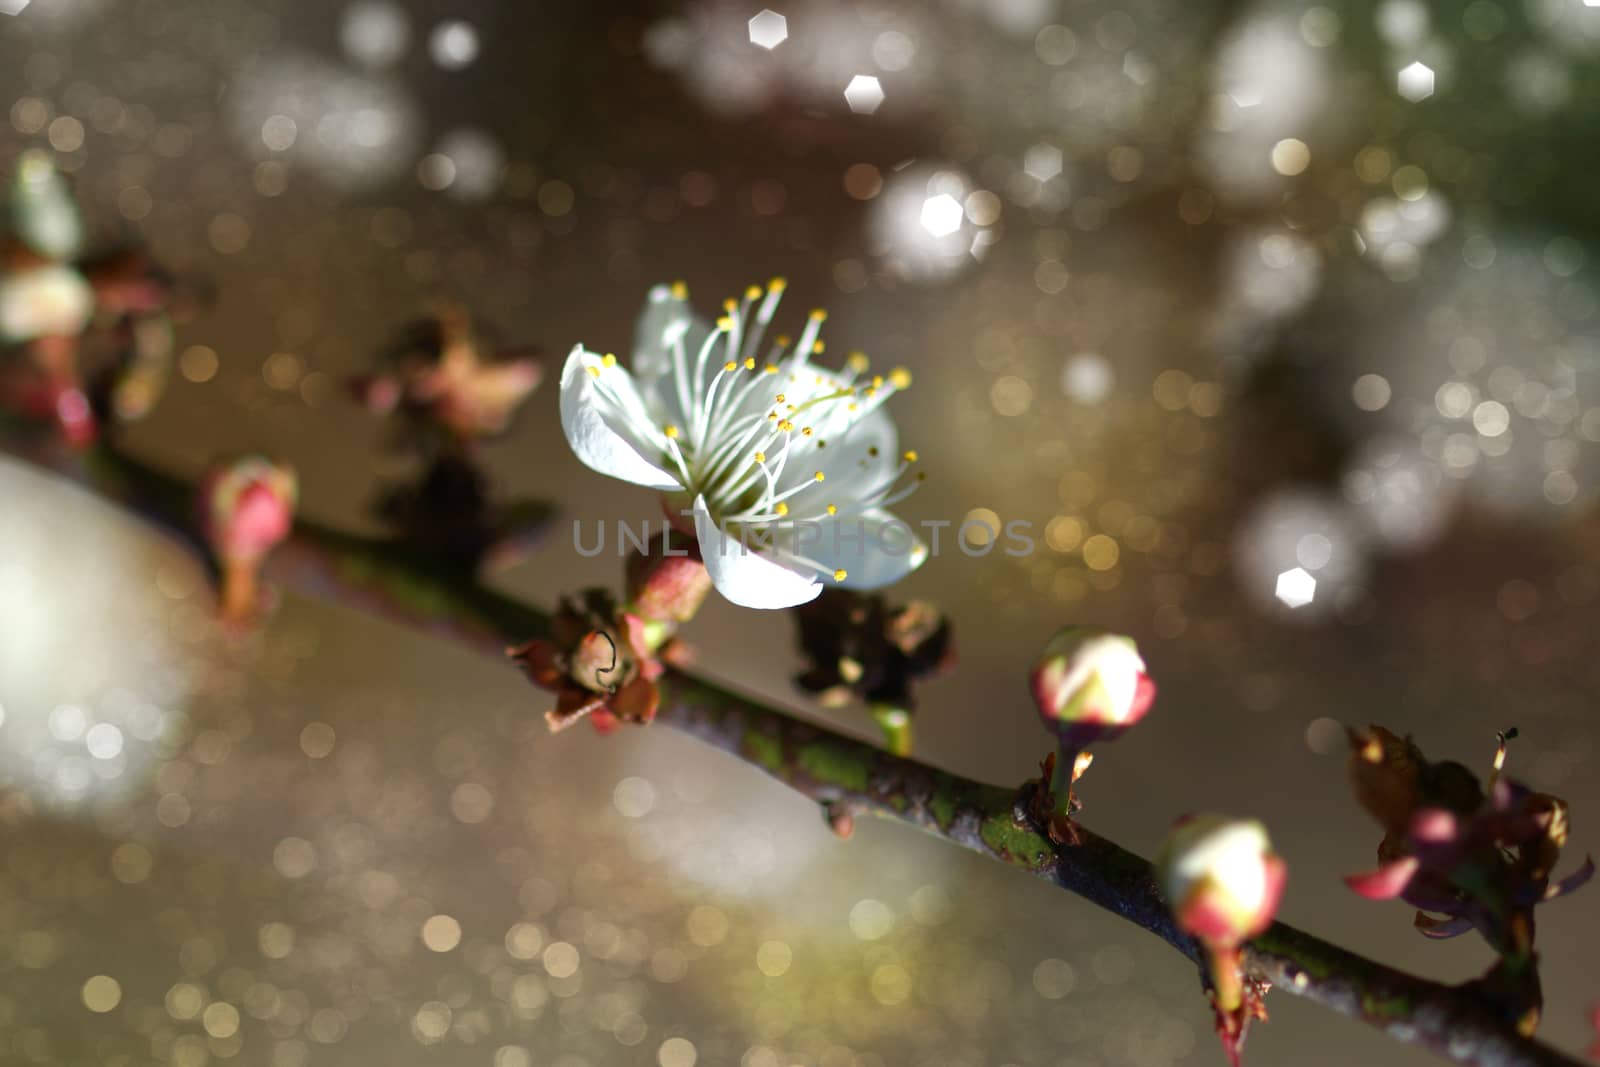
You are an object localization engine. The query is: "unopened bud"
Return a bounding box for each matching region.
[1031,626,1155,741]
[625,532,711,624]
[1158,814,1286,949]
[199,456,297,622]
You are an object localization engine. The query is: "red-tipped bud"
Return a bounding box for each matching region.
[1031,626,1155,743]
[202,457,297,562]
[199,456,297,622]
[1158,814,1286,950]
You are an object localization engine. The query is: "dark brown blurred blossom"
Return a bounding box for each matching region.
[1344,726,1594,987]
[792,590,952,710]
[351,303,541,447]
[508,590,663,736]
[1,152,186,446]
[371,450,553,574]
[792,590,952,756]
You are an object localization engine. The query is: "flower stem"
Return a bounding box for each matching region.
[870,704,913,756]
[219,557,258,623]
[1050,739,1094,817]
[1209,943,1245,1014]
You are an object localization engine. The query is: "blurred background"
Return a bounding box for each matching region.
[2,0,1599,1064]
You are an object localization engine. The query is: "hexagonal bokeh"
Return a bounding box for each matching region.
[747,8,787,50]
[1023,142,1063,181]
[1275,567,1318,609]
[918,192,964,237]
[842,73,885,114]
[1397,60,1435,102]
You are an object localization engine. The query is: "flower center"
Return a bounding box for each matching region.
[664,283,921,526]
[585,280,926,583]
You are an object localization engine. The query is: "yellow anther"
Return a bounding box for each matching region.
[670,280,688,298]
[776,334,790,346]
[848,403,858,411]
[764,363,779,374]
[889,367,912,388]
[775,502,790,516]
[745,285,762,300]
[811,341,826,354]
[716,316,733,331]
[754,451,767,463]
[814,471,825,482]
[833,569,848,582]
[801,426,814,437]
[724,360,738,372]
[586,365,601,379]
[664,424,680,439]
[723,297,738,312]
[903,450,919,463]
[865,387,878,398]
[602,352,618,367]
[872,375,884,388]
[848,351,870,372]
[767,413,778,421]
[826,504,838,515]
[779,420,795,432]
[775,393,787,404]
[744,357,756,370]
[809,308,828,321]
[768,276,787,292]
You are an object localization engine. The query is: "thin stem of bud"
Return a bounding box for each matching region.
[1209,943,1245,1015]
[219,557,258,623]
[870,704,913,757]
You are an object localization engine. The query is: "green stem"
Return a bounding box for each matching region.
[869,703,913,757]
[1210,943,1245,1014]
[1049,739,1083,818]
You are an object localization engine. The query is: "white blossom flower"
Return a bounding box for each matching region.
[0,264,94,344]
[561,279,927,609]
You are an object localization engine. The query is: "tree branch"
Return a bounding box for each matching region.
[0,423,1585,1067]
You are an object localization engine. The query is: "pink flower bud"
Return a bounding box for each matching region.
[1031,626,1155,738]
[625,534,712,624]
[198,457,297,623]
[201,457,298,563]
[1158,814,1287,948]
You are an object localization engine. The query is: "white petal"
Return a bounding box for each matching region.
[694,495,822,609]
[631,284,713,428]
[1168,817,1272,911]
[781,406,902,514]
[1055,633,1145,721]
[0,265,93,344]
[13,153,84,261]
[805,508,927,590]
[559,345,682,490]
[632,284,704,381]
